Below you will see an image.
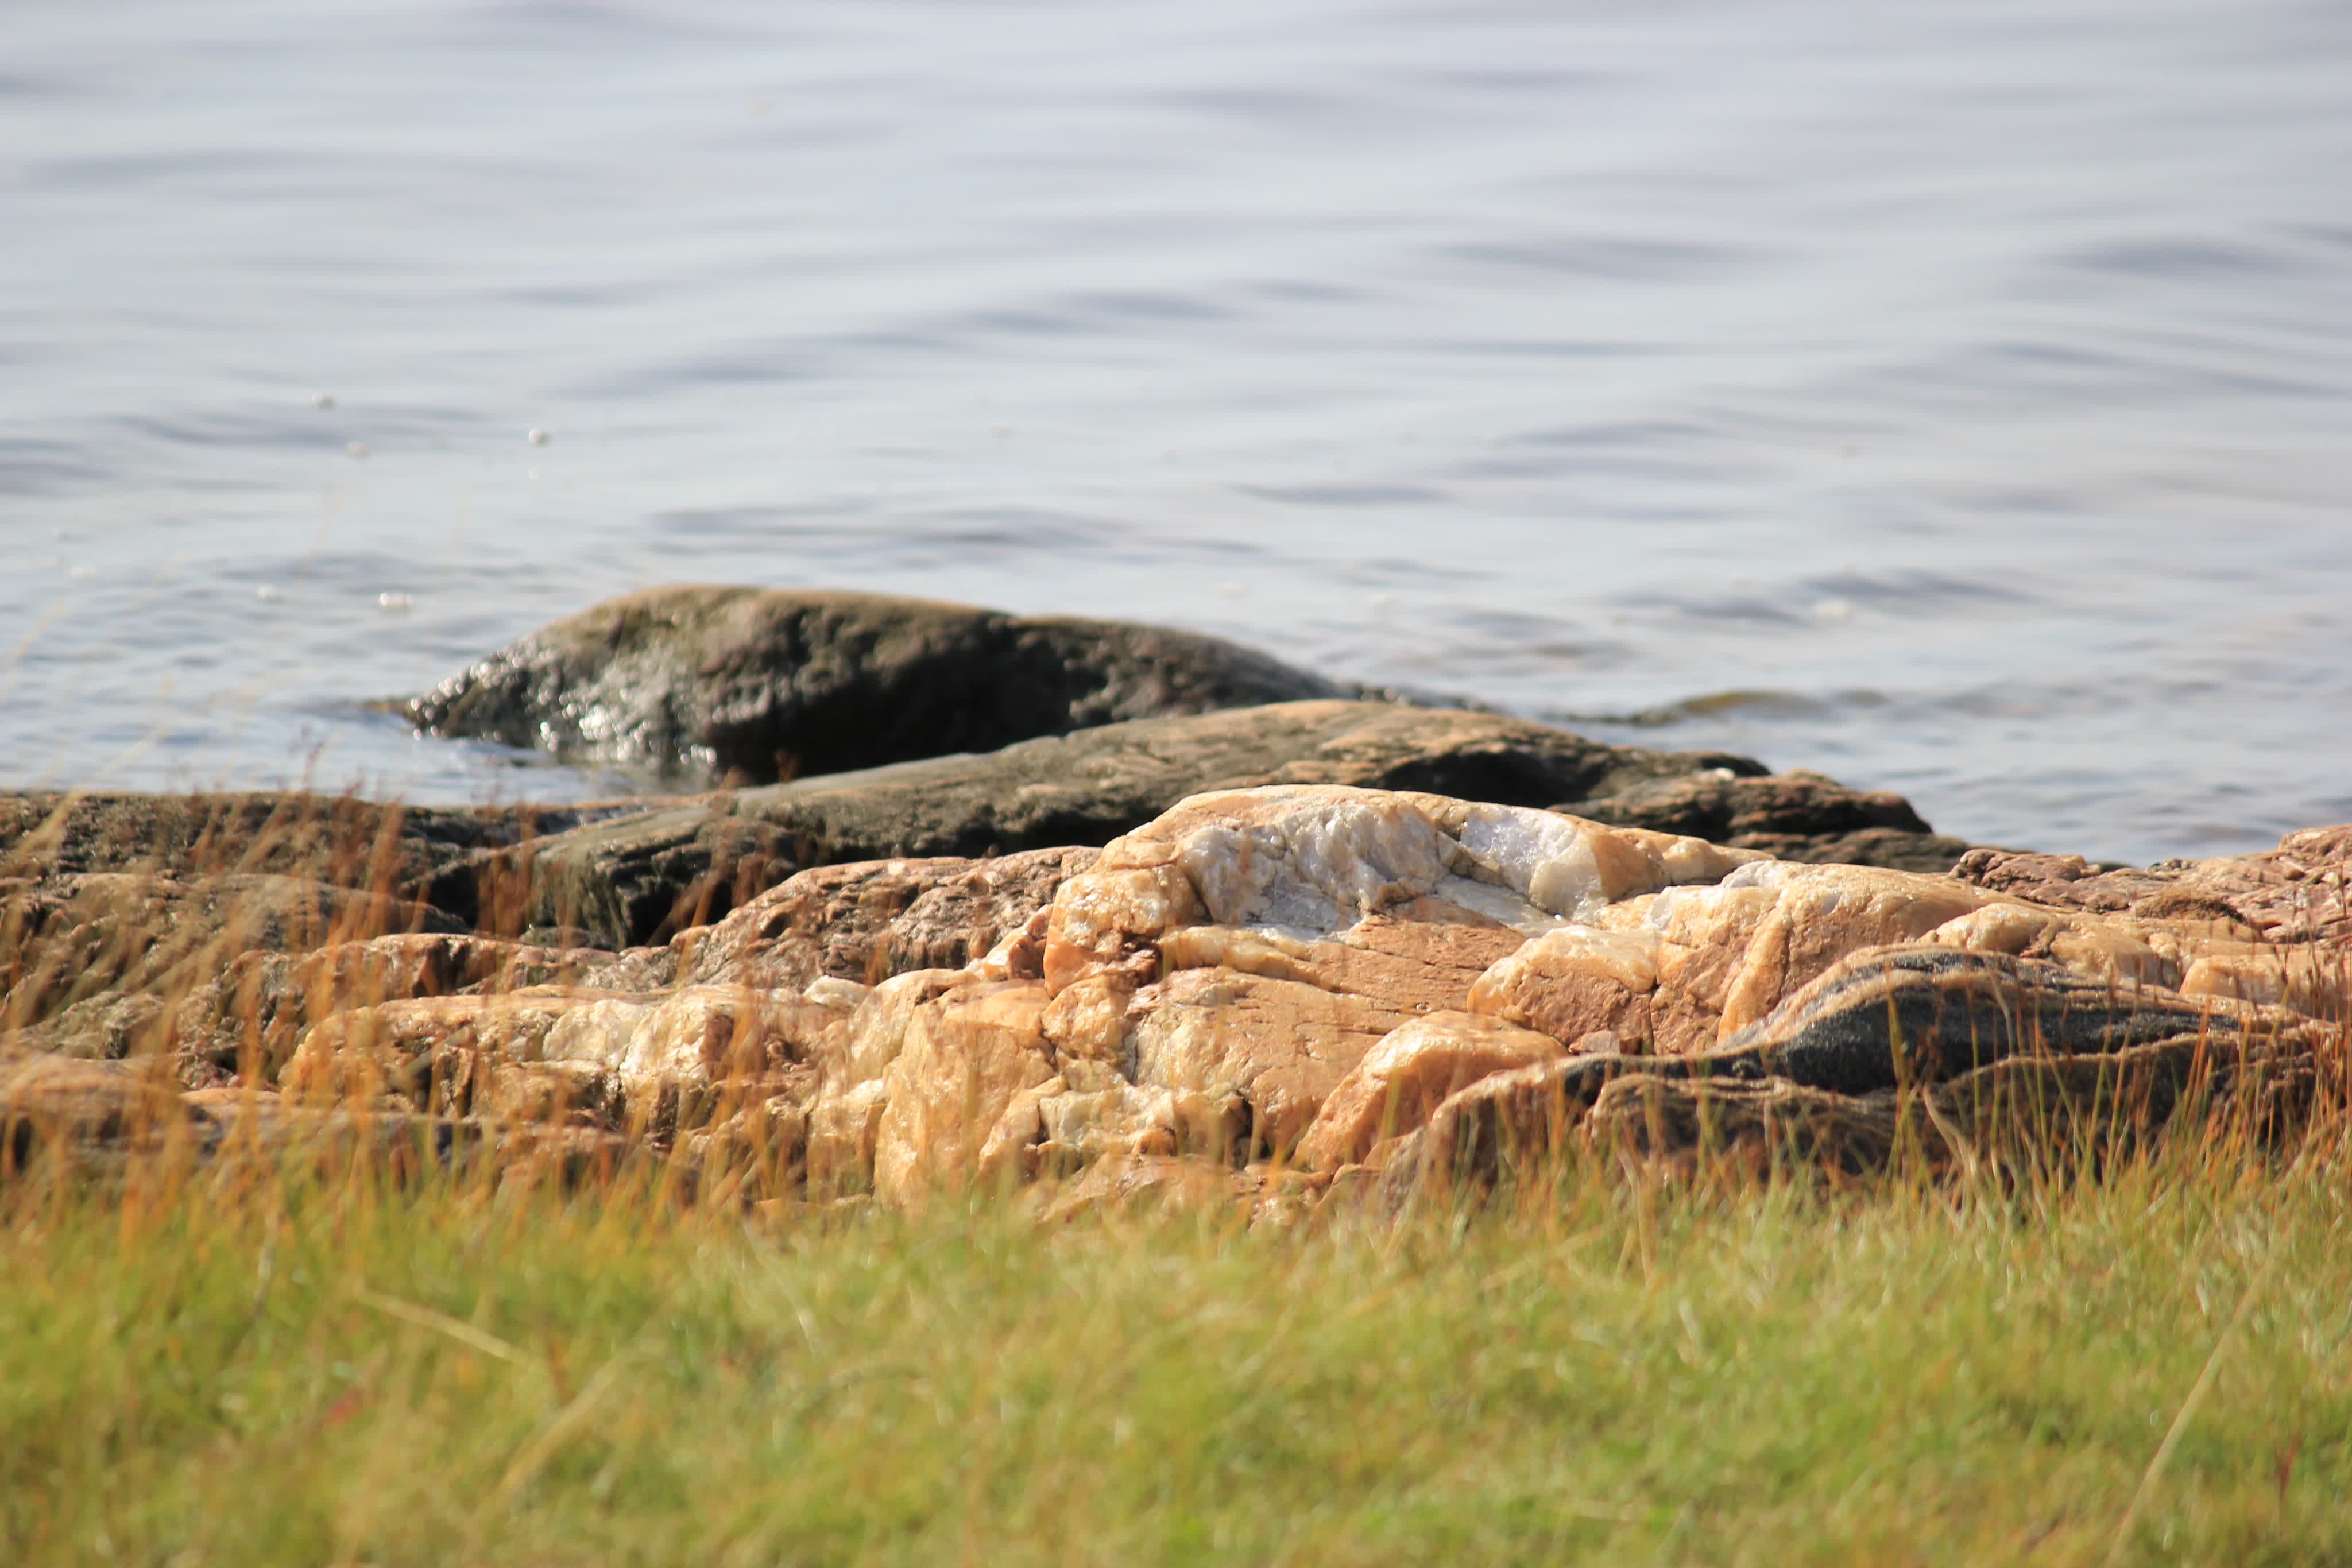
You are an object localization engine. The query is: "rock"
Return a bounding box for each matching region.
[806,1079,891,1199]
[489,699,1776,947]
[1954,826,2352,945]
[1563,768,1977,873]
[1578,1075,1922,1173]
[1378,938,2324,1202]
[401,584,1360,784]
[11,992,171,1063]
[1162,911,1530,1015]
[1035,782,1757,989]
[1716,947,2239,1095]
[1031,1077,1241,1171]
[871,981,1055,1206]
[1370,1058,1592,1203]
[0,788,663,1062]
[1467,926,1668,1047]
[1295,1011,1566,1170]
[2,870,468,1041]
[281,990,617,1111]
[1922,869,2352,1021]
[6,698,1912,962]
[3,1065,638,1187]
[1465,861,2001,1056]
[0,789,498,890]
[673,847,1098,992]
[172,932,668,1084]
[1015,787,2347,1203]
[17,746,2343,1207]
[1037,1152,1247,1223]
[819,968,970,1091]
[1022,784,1796,1167]
[280,981,846,1130]
[1127,969,1416,1159]
[2,1052,179,1162]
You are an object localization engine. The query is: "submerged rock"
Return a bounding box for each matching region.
[401,584,1360,784]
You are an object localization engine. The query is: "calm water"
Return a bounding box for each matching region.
[5,0,2349,865]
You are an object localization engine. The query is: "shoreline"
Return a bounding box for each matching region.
[6,587,2345,1209]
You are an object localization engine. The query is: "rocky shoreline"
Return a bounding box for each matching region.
[6,588,2345,1213]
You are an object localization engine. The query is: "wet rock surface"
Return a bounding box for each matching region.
[401,584,1363,784]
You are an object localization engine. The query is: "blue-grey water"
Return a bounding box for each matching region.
[5,0,2349,865]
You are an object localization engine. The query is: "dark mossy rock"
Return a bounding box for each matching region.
[402,584,1367,785]
[1561,768,1975,874]
[6,702,1971,997]
[1374,946,2321,1204]
[483,699,1778,947]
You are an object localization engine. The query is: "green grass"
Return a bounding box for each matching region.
[5,1142,2349,1567]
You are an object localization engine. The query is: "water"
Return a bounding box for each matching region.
[5,0,2348,865]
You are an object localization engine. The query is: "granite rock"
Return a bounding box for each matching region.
[16,757,2345,1210]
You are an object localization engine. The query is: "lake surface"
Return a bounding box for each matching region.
[5,0,2348,865]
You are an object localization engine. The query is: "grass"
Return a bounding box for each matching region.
[5,1137,2349,1567]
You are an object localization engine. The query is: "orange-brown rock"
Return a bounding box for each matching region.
[1467,926,1664,1047]
[1922,900,2352,1022]
[1030,1078,1244,1170]
[670,847,1097,991]
[1952,826,2352,946]
[871,981,1055,1206]
[1380,1055,1595,1198]
[1295,1011,1566,1169]
[1482,865,1997,1054]
[1924,904,2177,988]
[806,1079,890,1198]
[1125,968,1415,1156]
[174,932,664,1081]
[1708,863,1996,1036]
[1160,905,1529,1015]
[1038,973,1137,1064]
[1018,785,1798,1171]
[1566,768,1973,873]
[1037,1152,1329,1225]
[16,764,2351,1205]
[2,871,461,1040]
[1040,850,1201,992]
[819,968,965,1090]
[281,981,848,1122]
[281,990,600,1109]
